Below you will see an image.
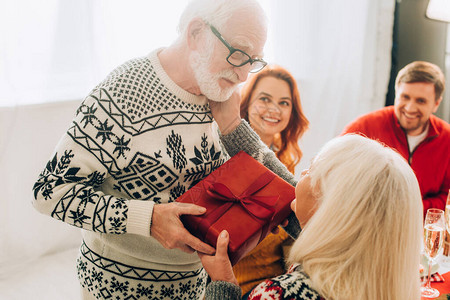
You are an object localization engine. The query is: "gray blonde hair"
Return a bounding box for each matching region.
[289,134,422,300]
[177,0,267,37]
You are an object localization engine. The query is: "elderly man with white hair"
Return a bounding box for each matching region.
[32,0,300,299]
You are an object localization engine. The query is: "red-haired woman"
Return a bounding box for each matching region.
[239,64,309,173]
[233,64,309,298]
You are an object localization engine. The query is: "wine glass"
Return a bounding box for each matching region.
[442,191,450,265]
[421,208,445,298]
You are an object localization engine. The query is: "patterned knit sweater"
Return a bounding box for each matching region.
[32,49,230,298]
[204,264,323,300]
[32,48,300,299]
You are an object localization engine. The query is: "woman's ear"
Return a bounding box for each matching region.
[186,18,206,50]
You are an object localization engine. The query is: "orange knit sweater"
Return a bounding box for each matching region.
[232,228,293,295]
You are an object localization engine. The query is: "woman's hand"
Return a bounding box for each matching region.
[208,91,242,135]
[198,230,238,285]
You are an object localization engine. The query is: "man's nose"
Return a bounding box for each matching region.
[404,100,416,112]
[234,64,252,82]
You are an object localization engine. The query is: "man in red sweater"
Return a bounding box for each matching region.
[342,61,450,216]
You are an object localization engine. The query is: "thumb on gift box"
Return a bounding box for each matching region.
[216,230,230,257]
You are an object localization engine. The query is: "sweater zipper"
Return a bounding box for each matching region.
[407,135,438,165]
[405,134,413,165]
[408,149,414,165]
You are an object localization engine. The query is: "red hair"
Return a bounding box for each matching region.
[240,65,309,174]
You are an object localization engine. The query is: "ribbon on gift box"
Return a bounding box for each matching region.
[196,170,279,243]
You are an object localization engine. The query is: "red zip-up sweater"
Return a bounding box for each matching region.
[341,106,450,217]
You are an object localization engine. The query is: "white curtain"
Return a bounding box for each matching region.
[0,0,187,107]
[264,0,395,173]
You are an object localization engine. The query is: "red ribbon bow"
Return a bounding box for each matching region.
[196,171,279,242]
[206,175,278,221]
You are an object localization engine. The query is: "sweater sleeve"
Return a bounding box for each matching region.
[32,89,153,236]
[423,137,450,214]
[341,118,364,136]
[219,120,301,239]
[422,168,450,214]
[204,281,242,300]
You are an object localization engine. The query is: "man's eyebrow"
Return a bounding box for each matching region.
[232,38,264,58]
[232,38,252,50]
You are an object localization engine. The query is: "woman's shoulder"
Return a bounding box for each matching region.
[248,264,322,300]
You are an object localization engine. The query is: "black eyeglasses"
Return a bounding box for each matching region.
[209,24,267,73]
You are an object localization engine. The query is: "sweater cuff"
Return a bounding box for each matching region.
[127,200,154,236]
[219,120,267,158]
[204,281,242,300]
[284,211,302,239]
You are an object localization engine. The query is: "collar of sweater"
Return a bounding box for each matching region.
[148,48,208,106]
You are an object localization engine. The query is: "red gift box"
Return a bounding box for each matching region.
[176,151,295,265]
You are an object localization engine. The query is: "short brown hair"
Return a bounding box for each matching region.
[395,61,445,101]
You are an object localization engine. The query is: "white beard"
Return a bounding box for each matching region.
[189,47,238,102]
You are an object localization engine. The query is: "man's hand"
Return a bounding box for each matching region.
[151,202,215,254]
[208,91,242,135]
[198,230,238,285]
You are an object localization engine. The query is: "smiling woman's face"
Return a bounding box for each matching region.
[291,168,319,228]
[247,76,292,144]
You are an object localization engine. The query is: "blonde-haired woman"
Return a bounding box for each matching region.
[199,134,423,300]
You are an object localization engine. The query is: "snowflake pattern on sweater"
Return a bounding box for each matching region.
[248,264,323,300]
[33,52,224,233]
[32,49,227,299]
[77,241,208,299]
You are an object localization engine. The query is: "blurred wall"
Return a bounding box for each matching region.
[0,100,82,264]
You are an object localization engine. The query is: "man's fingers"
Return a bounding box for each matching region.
[176,203,207,216]
[178,244,196,254]
[184,230,215,255]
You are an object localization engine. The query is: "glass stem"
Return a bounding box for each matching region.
[425,258,433,288]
